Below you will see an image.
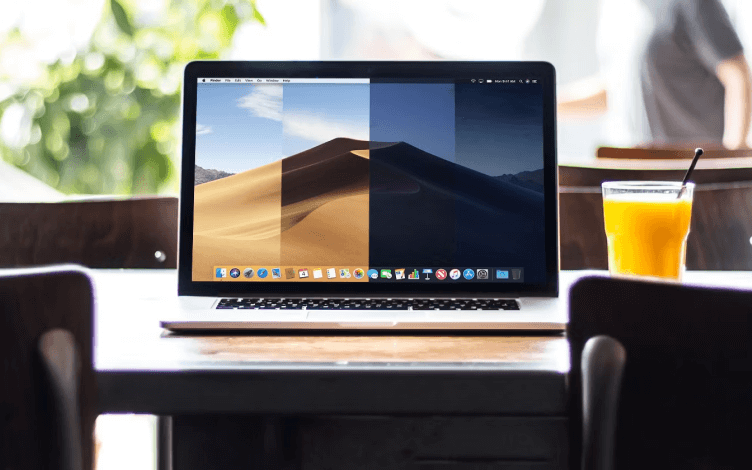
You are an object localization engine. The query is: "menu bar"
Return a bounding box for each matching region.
[460,78,539,84]
[198,78,370,84]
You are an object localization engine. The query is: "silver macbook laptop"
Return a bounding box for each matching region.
[161,61,564,331]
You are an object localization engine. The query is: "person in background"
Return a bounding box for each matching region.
[559,0,752,150]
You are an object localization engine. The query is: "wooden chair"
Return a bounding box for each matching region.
[0,196,178,470]
[596,146,752,160]
[568,275,752,470]
[0,267,96,470]
[0,197,178,269]
[559,164,752,270]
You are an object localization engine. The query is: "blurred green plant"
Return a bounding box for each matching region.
[0,0,264,194]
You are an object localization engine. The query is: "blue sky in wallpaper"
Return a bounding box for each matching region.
[195,83,369,173]
[370,83,455,160]
[456,84,543,175]
[281,83,369,156]
[195,84,281,173]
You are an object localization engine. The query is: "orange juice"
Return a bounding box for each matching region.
[603,193,692,280]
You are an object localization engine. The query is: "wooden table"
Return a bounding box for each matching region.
[91,269,752,469]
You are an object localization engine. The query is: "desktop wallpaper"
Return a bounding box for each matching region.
[192,81,545,282]
[193,83,370,281]
[368,83,545,279]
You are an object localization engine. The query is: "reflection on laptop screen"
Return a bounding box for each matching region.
[192,77,544,285]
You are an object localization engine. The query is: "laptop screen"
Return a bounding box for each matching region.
[191,75,546,287]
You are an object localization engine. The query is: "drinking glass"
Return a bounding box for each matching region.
[602,181,694,281]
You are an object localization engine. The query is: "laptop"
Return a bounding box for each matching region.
[161,61,565,331]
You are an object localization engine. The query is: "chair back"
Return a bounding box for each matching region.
[596,146,752,160]
[0,197,178,269]
[0,267,96,470]
[559,164,752,270]
[568,276,752,469]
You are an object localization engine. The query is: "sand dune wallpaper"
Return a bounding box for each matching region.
[192,81,546,283]
[368,83,546,282]
[192,83,370,281]
[368,140,544,277]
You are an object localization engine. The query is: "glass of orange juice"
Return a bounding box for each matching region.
[602,181,694,281]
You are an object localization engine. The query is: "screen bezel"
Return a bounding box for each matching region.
[178,61,558,298]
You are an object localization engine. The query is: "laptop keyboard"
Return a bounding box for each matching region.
[216,298,519,310]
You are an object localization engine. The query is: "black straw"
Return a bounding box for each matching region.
[678,148,703,198]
